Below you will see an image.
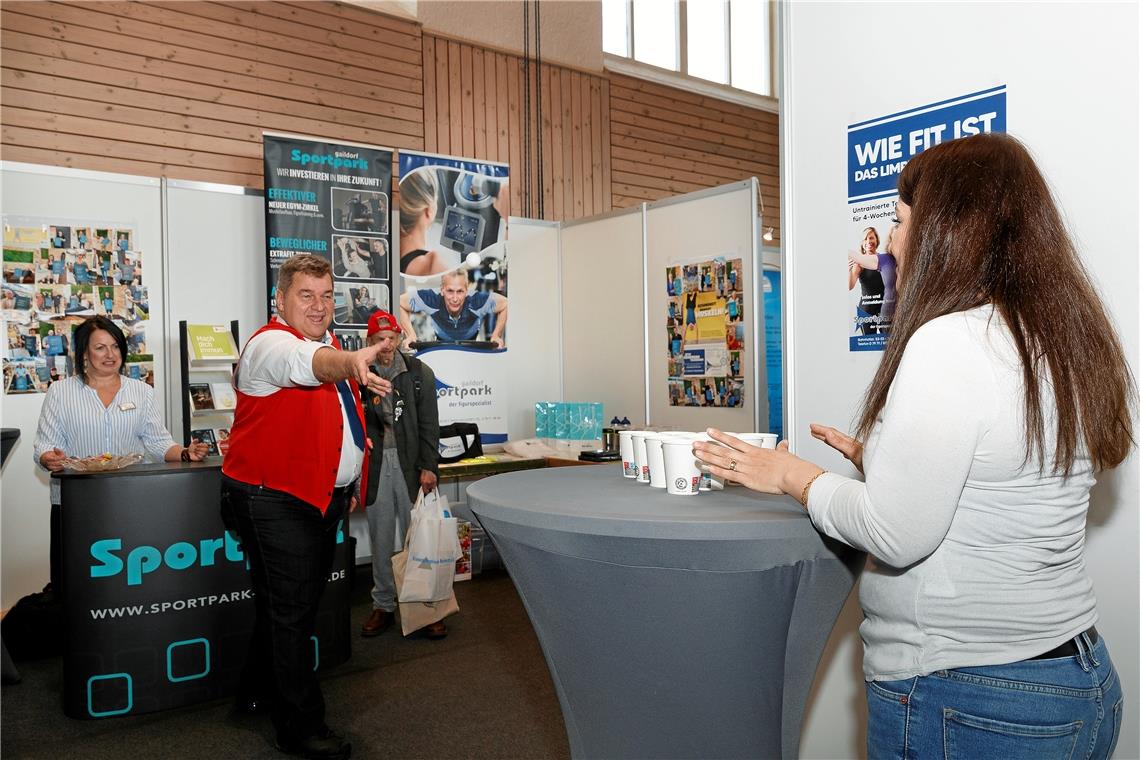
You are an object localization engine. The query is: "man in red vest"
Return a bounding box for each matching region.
[221,254,391,760]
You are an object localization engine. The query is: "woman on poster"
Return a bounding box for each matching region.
[398,170,450,277]
[849,223,900,327]
[693,134,1131,760]
[847,227,887,334]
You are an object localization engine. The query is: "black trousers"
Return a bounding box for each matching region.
[220,476,349,743]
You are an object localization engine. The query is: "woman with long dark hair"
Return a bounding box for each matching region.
[695,133,1133,759]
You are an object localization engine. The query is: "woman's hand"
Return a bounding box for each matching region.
[692,429,823,503]
[185,441,210,461]
[40,447,67,472]
[809,424,864,473]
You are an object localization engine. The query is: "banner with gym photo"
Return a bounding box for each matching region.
[262,132,393,352]
[396,150,510,445]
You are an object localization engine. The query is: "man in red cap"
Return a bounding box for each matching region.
[358,309,446,639]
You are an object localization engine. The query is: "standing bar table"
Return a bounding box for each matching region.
[468,466,862,760]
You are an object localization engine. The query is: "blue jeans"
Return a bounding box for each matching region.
[867,634,1123,760]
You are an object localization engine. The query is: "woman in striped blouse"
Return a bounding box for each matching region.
[34,316,208,471]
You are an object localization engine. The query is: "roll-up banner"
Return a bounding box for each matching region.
[262,133,394,351]
[396,151,510,445]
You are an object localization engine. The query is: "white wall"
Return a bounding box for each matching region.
[0,163,164,609]
[782,3,1139,758]
[560,207,647,426]
[501,218,562,440]
[645,182,763,432]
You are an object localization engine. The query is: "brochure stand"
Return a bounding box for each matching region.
[177,320,240,456]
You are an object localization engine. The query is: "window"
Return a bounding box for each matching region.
[603,0,775,100]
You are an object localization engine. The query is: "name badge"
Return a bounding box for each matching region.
[119,402,136,411]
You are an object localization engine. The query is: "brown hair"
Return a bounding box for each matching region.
[276,254,332,296]
[74,316,127,383]
[855,133,1134,473]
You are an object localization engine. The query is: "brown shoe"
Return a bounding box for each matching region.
[361,609,394,637]
[422,621,448,640]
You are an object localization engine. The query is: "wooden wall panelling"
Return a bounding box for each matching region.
[549,68,565,220]
[1,4,776,232]
[607,72,780,241]
[472,47,487,159]
[0,0,425,187]
[539,63,553,220]
[423,34,438,153]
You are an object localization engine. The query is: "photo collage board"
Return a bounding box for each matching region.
[666,256,745,408]
[2,222,151,395]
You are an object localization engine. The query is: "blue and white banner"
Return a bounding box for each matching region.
[847,85,1007,203]
[846,86,1007,351]
[396,151,510,446]
[417,345,509,444]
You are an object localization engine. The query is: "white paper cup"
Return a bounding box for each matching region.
[733,432,779,449]
[670,432,715,489]
[662,440,703,496]
[631,432,653,483]
[618,430,638,478]
[644,434,673,488]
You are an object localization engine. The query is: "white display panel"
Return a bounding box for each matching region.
[559,207,647,426]
[0,162,163,608]
[500,219,562,441]
[645,181,763,432]
[782,3,1139,757]
[163,181,268,440]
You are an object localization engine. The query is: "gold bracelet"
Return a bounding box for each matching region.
[799,470,827,507]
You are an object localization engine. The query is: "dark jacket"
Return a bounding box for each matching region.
[363,352,440,504]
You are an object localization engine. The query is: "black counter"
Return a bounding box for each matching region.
[55,462,351,718]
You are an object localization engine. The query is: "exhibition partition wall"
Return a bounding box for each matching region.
[0,162,165,607]
[162,180,267,440]
[559,206,646,426]
[560,180,766,433]
[781,3,1139,758]
[645,180,762,432]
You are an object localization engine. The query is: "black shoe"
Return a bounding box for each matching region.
[275,730,352,759]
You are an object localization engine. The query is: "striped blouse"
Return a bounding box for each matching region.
[33,375,176,468]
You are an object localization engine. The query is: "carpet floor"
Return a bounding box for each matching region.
[1,567,571,760]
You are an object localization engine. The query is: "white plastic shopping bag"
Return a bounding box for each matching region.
[397,488,461,603]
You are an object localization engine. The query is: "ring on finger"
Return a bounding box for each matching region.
[729,459,738,471]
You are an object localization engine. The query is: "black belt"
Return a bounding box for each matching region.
[1028,627,1098,660]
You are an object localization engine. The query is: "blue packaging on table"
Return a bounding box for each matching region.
[534,401,603,440]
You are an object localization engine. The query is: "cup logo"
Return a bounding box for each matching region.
[624,461,636,476]
[674,477,688,491]
[691,476,700,491]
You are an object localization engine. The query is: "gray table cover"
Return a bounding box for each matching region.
[468,466,862,760]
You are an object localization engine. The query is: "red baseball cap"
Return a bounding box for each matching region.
[366,309,402,337]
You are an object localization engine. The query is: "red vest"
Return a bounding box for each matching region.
[222,321,369,514]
